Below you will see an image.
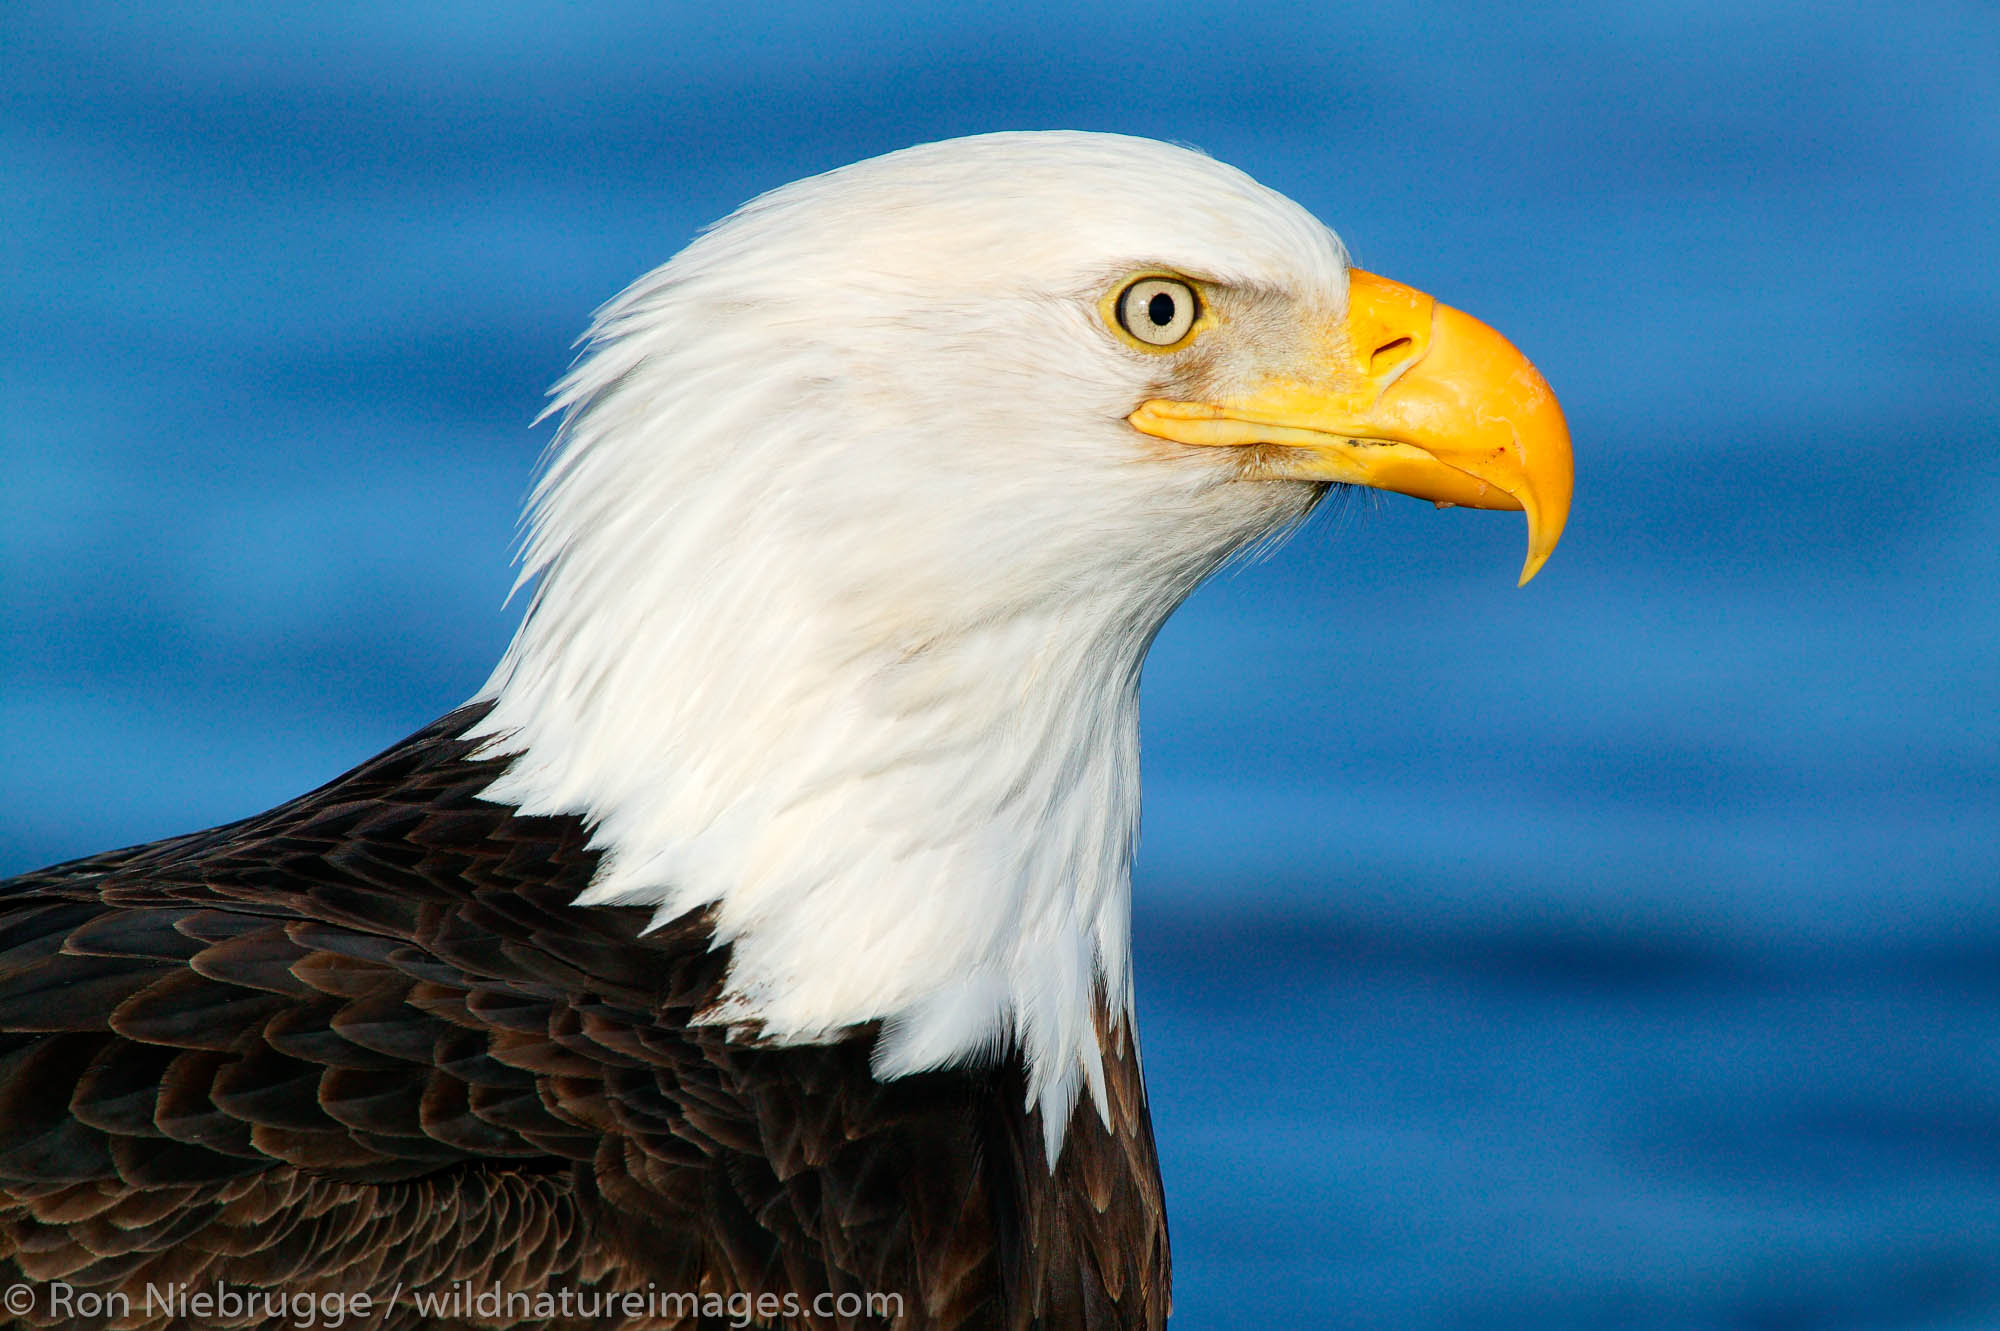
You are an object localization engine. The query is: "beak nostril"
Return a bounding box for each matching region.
[1369,336,1414,377]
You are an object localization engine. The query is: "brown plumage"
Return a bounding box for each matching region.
[0,706,1168,1329]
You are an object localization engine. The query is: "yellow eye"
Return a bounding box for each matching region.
[1114,276,1199,348]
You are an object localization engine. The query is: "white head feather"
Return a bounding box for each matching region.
[470,131,1351,1162]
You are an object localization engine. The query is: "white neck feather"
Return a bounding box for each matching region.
[464,133,1339,1161]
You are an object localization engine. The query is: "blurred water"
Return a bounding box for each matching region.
[3,3,1997,1326]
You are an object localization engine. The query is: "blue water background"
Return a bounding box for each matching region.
[3,3,1997,1325]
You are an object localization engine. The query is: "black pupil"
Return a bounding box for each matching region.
[1146,291,1176,326]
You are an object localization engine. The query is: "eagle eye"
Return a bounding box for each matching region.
[1113,276,1199,349]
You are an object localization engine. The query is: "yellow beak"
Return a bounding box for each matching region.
[1127,270,1574,585]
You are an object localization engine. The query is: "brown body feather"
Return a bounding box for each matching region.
[0,708,1168,1330]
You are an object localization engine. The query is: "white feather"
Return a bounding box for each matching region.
[468,132,1349,1163]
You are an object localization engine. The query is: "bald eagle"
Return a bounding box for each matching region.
[0,133,1570,1329]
